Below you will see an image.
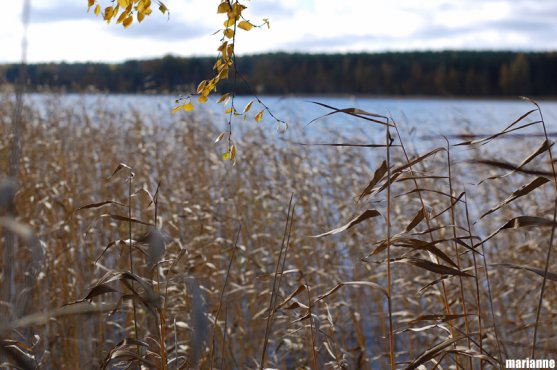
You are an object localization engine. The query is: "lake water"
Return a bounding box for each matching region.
[27,93,557,151]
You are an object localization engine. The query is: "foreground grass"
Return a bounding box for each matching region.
[0,93,556,369]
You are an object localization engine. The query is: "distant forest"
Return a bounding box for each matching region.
[1,51,556,97]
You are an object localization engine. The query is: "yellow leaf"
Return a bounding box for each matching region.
[226,44,234,58]
[215,132,225,143]
[218,67,229,80]
[217,41,228,52]
[117,0,128,8]
[217,2,229,14]
[224,107,233,114]
[137,11,145,22]
[243,101,253,113]
[104,6,114,20]
[159,3,168,14]
[230,3,246,18]
[88,0,95,7]
[223,18,235,28]
[255,110,264,122]
[197,80,207,94]
[172,105,182,114]
[223,152,230,160]
[231,144,236,163]
[198,95,208,103]
[237,21,253,31]
[223,28,234,39]
[183,102,194,111]
[217,92,232,104]
[137,0,150,12]
[123,15,133,28]
[117,10,128,24]
[94,4,101,15]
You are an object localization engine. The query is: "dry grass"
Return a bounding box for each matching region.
[0,92,556,369]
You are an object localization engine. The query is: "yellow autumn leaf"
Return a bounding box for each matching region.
[141,0,151,12]
[171,105,182,114]
[117,10,128,24]
[183,102,194,111]
[217,2,229,14]
[243,101,253,113]
[226,44,234,58]
[198,95,208,103]
[123,15,133,28]
[230,3,246,18]
[197,80,207,94]
[104,6,114,21]
[217,92,232,104]
[237,21,253,31]
[223,152,230,160]
[117,0,128,8]
[94,4,101,15]
[230,144,237,163]
[218,67,229,80]
[137,11,145,23]
[224,107,233,114]
[88,0,95,7]
[223,18,235,28]
[255,110,264,122]
[223,28,234,39]
[215,132,225,143]
[217,41,228,52]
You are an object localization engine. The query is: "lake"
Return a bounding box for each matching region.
[27,93,557,154]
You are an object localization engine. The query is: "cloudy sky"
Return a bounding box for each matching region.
[1,0,556,63]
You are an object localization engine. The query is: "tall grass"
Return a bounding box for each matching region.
[0,92,556,369]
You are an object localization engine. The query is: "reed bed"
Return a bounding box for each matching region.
[0,92,556,369]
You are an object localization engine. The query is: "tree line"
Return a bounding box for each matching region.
[1,51,556,97]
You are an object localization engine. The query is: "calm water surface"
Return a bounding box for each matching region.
[29,93,557,149]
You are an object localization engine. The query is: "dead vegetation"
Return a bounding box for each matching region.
[0,93,556,369]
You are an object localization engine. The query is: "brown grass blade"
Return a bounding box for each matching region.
[444,347,500,368]
[291,141,397,148]
[395,188,460,200]
[478,216,556,246]
[101,213,154,226]
[0,339,37,370]
[307,101,392,126]
[430,192,465,220]
[274,285,306,312]
[395,324,452,336]
[473,159,552,177]
[397,258,474,277]
[405,209,425,233]
[312,209,381,237]
[490,263,557,281]
[107,162,133,180]
[403,336,465,370]
[102,338,159,370]
[358,160,388,202]
[312,281,388,305]
[478,140,553,183]
[410,314,474,323]
[75,200,126,212]
[370,237,462,267]
[454,109,537,146]
[479,177,550,220]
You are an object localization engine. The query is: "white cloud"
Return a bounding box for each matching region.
[0,0,555,63]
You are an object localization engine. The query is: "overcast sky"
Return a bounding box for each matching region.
[1,0,556,63]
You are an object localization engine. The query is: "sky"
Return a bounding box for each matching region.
[0,0,556,63]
